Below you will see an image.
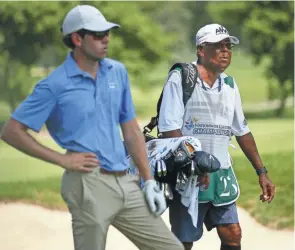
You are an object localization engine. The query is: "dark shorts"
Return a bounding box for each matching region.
[169,193,239,242]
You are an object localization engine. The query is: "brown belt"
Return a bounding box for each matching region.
[99,168,128,176]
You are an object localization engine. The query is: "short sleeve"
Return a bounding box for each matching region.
[158,70,184,132]
[11,79,57,132]
[231,81,251,136]
[119,67,136,123]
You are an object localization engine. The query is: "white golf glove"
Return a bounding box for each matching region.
[143,180,167,216]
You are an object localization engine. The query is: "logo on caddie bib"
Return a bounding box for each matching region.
[184,116,231,137]
[184,117,199,130]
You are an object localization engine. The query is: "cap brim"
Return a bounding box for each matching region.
[85,21,120,32]
[228,36,239,44]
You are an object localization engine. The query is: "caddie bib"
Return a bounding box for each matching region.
[181,74,240,205]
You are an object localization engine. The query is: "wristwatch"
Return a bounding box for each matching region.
[255,166,268,176]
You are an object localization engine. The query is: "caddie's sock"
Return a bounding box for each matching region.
[220,244,241,250]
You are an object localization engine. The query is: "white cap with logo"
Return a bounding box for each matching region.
[196,24,239,46]
[61,5,120,36]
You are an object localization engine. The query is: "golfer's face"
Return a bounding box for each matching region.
[82,30,110,60]
[203,38,233,72]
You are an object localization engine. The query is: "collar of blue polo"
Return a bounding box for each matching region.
[64,52,113,78]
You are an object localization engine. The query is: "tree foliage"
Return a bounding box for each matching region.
[0,1,293,117]
[0,2,77,111]
[207,1,294,116]
[0,1,174,111]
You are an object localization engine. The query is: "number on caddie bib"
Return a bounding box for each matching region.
[199,167,240,206]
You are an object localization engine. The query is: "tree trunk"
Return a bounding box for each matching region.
[275,86,288,117]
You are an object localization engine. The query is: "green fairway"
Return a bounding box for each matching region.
[229,118,293,156]
[0,136,64,182]
[234,150,294,229]
[226,50,269,104]
[229,118,294,229]
[0,102,11,130]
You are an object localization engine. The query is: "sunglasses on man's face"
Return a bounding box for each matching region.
[203,42,234,50]
[77,29,110,39]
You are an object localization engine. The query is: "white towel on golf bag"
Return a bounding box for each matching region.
[128,136,202,227]
[174,173,200,227]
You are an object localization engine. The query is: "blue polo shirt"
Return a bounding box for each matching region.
[12,53,136,171]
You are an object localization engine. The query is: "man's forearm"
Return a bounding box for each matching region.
[1,120,64,167]
[123,129,152,181]
[236,132,264,171]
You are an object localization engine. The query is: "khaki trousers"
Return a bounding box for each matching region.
[61,168,183,250]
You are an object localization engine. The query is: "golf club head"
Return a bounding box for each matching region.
[191,160,195,176]
[156,160,162,177]
[161,160,167,176]
[193,151,221,174]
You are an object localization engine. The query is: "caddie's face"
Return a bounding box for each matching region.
[199,38,233,73]
[74,29,110,61]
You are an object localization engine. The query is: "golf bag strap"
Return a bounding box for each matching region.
[143,63,198,137]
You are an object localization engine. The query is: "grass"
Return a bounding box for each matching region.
[0,119,293,230]
[226,49,269,104]
[229,118,293,156]
[0,135,66,209]
[0,101,10,119]
[228,118,294,229]
[234,151,294,229]
[0,136,64,182]
[0,177,65,210]
[244,106,294,120]
[229,118,294,229]
[0,101,10,129]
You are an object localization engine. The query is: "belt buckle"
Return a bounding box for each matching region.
[118,169,128,176]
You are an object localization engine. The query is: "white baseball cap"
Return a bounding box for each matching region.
[196,24,239,46]
[61,5,120,36]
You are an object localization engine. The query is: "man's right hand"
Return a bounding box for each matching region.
[197,173,210,189]
[143,180,167,216]
[59,152,99,173]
